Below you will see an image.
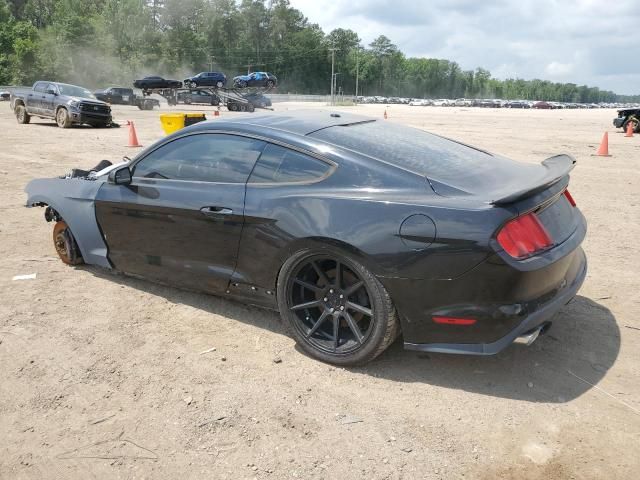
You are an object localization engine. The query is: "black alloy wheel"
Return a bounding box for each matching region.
[278,250,399,365]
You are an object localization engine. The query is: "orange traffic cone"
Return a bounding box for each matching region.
[592,132,611,157]
[625,122,634,137]
[214,108,220,117]
[383,110,388,120]
[126,121,142,148]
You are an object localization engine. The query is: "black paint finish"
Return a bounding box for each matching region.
[91,110,587,352]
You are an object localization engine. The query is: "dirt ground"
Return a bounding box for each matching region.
[1,100,639,480]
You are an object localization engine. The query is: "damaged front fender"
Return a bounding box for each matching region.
[25,178,111,268]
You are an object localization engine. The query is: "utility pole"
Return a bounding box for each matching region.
[355,47,360,104]
[333,73,342,104]
[209,55,216,72]
[329,47,339,105]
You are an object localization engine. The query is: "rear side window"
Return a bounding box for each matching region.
[310,121,534,193]
[133,133,266,183]
[249,144,331,184]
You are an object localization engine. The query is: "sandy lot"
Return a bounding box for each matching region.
[1,100,639,480]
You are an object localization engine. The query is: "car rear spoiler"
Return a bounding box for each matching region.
[491,155,576,206]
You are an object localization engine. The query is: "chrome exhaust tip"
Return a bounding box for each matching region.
[514,322,550,346]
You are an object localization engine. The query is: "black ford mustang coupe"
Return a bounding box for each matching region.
[25,111,587,365]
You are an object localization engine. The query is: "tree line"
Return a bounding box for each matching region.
[1,0,638,103]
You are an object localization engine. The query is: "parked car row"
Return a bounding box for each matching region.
[133,71,278,91]
[360,96,639,110]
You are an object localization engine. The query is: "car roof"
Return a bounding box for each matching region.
[192,110,375,136]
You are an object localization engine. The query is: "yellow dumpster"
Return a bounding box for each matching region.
[159,113,207,135]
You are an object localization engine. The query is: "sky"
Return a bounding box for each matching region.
[288,0,639,95]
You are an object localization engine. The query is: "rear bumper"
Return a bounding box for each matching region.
[403,248,587,355]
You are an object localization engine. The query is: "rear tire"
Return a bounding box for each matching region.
[15,104,30,124]
[277,248,400,366]
[55,107,72,128]
[627,117,640,133]
[53,221,83,265]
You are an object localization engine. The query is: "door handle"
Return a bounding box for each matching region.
[200,206,233,216]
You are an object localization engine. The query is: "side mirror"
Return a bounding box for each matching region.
[46,89,56,95]
[108,166,132,185]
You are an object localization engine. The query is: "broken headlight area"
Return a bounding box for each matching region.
[61,159,113,180]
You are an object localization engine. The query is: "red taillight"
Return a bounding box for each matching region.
[432,316,477,326]
[564,189,576,207]
[497,212,553,259]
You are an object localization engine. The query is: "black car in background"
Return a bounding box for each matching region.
[177,89,220,105]
[133,76,182,90]
[233,72,277,89]
[613,107,640,133]
[26,111,587,365]
[94,87,160,110]
[505,100,530,109]
[183,72,227,89]
[94,87,136,104]
[244,92,272,108]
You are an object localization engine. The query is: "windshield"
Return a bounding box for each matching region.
[57,83,96,99]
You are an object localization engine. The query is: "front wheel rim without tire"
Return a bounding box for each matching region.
[286,255,375,355]
[52,221,82,265]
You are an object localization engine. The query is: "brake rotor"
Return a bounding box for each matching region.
[52,221,83,265]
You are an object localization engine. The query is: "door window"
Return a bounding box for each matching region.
[34,82,47,93]
[133,134,266,183]
[249,144,332,184]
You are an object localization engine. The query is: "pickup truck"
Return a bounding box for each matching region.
[93,87,160,110]
[11,81,112,128]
